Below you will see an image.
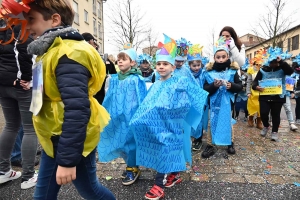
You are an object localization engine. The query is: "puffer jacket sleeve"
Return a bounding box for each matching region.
[230,44,245,68]
[55,55,91,167]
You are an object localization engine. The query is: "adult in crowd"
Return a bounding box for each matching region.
[0,25,38,189]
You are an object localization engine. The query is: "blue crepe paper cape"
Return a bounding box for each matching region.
[204,69,237,145]
[97,74,147,166]
[130,76,208,173]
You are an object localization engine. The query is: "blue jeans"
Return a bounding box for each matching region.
[10,126,23,162]
[283,96,295,124]
[34,147,115,200]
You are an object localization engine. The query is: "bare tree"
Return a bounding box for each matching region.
[251,0,296,48]
[105,0,150,51]
[143,27,158,56]
[203,26,216,60]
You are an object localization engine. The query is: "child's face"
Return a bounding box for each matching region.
[118,56,135,73]
[175,60,184,69]
[156,61,175,81]
[214,50,229,63]
[25,9,60,39]
[269,60,279,68]
[189,61,202,73]
[140,62,150,70]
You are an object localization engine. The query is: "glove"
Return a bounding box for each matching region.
[228,37,236,50]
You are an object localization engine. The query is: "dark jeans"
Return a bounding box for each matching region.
[0,86,37,180]
[11,126,23,162]
[295,98,300,120]
[34,137,115,200]
[260,100,284,132]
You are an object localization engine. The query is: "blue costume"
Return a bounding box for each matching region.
[97,74,147,166]
[130,76,208,173]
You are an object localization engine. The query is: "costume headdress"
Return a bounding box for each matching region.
[120,48,137,61]
[187,44,203,61]
[252,48,268,65]
[156,34,177,65]
[201,57,209,67]
[175,37,192,61]
[241,58,250,71]
[0,0,35,44]
[263,46,292,66]
[293,54,300,66]
[137,53,152,65]
[213,36,230,55]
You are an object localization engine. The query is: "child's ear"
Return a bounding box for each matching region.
[130,61,136,66]
[51,13,62,28]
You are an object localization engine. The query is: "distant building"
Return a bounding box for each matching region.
[245,24,300,60]
[72,0,107,53]
[142,46,159,56]
[239,33,266,50]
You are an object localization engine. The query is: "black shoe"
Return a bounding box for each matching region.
[227,143,236,154]
[121,170,127,178]
[122,167,141,186]
[11,159,39,167]
[192,141,203,151]
[201,145,216,158]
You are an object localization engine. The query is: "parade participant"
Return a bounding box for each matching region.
[202,37,243,158]
[252,47,293,142]
[97,48,147,186]
[234,59,249,121]
[219,26,245,67]
[292,55,300,124]
[130,34,208,200]
[23,0,115,199]
[187,44,208,151]
[0,24,38,189]
[137,53,154,82]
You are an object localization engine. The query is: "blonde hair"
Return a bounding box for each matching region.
[29,0,74,26]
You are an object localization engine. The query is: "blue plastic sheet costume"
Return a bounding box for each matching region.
[97,74,147,166]
[130,76,208,173]
[204,69,236,145]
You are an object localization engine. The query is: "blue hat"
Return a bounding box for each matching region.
[120,48,137,61]
[263,47,292,66]
[213,37,230,55]
[156,34,177,65]
[175,37,192,61]
[137,53,152,65]
[241,58,250,71]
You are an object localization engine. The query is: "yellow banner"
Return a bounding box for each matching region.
[259,78,282,95]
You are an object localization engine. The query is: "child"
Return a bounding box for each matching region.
[97,48,147,186]
[234,59,249,121]
[292,57,300,124]
[23,0,115,199]
[202,37,243,158]
[252,47,293,141]
[130,34,208,200]
[187,44,208,151]
[247,49,266,129]
[137,53,154,82]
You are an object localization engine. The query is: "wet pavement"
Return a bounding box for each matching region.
[0,101,300,199]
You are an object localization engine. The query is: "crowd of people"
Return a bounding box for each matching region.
[0,0,299,200]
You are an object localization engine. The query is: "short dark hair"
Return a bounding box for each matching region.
[82,32,95,41]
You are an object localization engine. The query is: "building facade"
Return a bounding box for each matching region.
[72,0,106,53]
[246,25,300,60]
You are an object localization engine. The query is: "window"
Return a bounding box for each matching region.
[292,35,299,51]
[98,22,102,39]
[93,0,96,14]
[93,18,97,37]
[97,1,101,19]
[288,38,291,52]
[73,1,79,24]
[84,10,88,23]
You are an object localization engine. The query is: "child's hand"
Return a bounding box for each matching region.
[277,56,282,62]
[226,82,232,89]
[56,166,76,185]
[20,80,30,90]
[256,86,264,92]
[214,79,222,87]
[247,94,251,97]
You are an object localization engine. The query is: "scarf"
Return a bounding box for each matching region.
[212,60,231,72]
[118,67,142,80]
[191,69,202,78]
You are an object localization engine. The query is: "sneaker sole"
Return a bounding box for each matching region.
[165,178,182,188]
[192,146,202,151]
[122,171,141,186]
[145,193,164,200]
[0,172,21,184]
[21,182,37,189]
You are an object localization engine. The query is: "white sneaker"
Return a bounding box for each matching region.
[290,123,298,131]
[0,169,21,184]
[21,172,38,189]
[271,132,279,142]
[296,119,300,125]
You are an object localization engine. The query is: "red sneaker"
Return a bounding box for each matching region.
[165,173,182,188]
[145,185,164,200]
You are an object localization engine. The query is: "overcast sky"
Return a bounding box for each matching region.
[103,0,300,56]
